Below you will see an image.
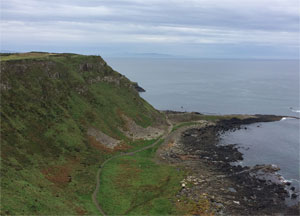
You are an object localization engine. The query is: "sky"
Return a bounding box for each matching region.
[1,0,299,58]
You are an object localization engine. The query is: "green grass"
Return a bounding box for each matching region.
[0,52,55,61]
[98,139,186,215]
[128,139,159,152]
[0,53,164,215]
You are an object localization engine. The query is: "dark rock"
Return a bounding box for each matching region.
[192,112,202,115]
[172,115,295,215]
[80,63,93,71]
[132,82,146,92]
[291,193,297,199]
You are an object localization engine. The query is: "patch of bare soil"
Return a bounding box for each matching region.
[120,115,164,140]
[87,127,120,149]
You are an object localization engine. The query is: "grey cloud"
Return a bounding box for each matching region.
[2,0,298,31]
[1,0,299,58]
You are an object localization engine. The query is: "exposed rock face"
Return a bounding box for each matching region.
[79,63,95,71]
[87,128,120,149]
[0,56,146,100]
[120,115,164,140]
[88,75,122,85]
[131,82,146,92]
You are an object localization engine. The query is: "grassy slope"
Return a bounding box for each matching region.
[99,139,186,215]
[0,52,56,61]
[0,53,165,215]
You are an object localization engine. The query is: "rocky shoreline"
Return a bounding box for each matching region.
[158,114,299,215]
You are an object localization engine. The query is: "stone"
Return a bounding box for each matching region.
[215,203,224,209]
[228,187,237,193]
[291,193,298,199]
[233,201,240,205]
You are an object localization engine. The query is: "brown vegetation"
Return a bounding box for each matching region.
[41,158,79,186]
[114,159,141,189]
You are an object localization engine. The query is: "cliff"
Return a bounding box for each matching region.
[0,52,165,215]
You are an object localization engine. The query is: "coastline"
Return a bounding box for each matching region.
[156,113,300,215]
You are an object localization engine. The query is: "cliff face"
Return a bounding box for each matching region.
[0,53,165,215]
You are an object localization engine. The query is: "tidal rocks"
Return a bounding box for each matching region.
[161,116,299,215]
[291,193,298,199]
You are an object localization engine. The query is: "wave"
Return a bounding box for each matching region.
[290,179,300,183]
[291,109,300,113]
[289,107,300,113]
[280,117,295,121]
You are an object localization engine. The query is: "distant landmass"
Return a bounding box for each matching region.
[0,49,17,53]
[106,52,183,58]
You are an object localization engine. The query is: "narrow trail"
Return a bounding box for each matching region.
[92,117,173,216]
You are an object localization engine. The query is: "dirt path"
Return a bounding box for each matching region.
[92,117,173,216]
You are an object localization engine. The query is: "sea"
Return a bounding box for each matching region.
[106,58,300,200]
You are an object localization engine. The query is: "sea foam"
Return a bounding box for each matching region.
[280,117,294,121]
[291,109,300,113]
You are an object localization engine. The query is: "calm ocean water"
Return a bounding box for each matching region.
[220,119,299,203]
[106,58,299,116]
[106,58,299,196]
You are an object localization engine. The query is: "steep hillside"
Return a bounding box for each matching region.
[0,52,166,215]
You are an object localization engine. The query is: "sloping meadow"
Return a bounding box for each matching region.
[0,53,165,215]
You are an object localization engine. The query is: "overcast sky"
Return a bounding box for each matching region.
[1,0,299,58]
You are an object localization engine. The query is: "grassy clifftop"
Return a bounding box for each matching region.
[0,52,165,215]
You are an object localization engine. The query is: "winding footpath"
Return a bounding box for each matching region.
[92,118,173,216]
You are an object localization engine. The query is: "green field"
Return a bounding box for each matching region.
[0,52,57,61]
[98,139,186,215]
